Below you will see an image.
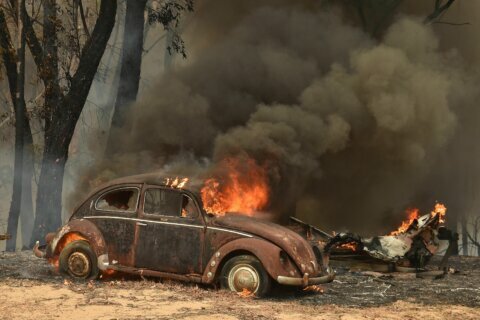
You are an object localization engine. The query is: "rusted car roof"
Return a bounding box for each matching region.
[86,172,204,198]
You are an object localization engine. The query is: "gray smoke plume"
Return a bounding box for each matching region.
[76,3,480,234]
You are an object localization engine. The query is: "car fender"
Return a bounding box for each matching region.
[202,237,301,284]
[47,219,109,270]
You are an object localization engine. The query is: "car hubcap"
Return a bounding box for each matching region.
[68,252,90,278]
[228,264,259,293]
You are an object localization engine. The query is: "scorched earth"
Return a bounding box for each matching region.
[0,252,479,320]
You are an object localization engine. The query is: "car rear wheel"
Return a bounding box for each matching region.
[59,240,99,280]
[220,255,271,297]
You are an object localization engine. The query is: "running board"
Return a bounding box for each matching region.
[106,265,203,283]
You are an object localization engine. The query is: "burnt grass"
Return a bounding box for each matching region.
[0,251,479,308]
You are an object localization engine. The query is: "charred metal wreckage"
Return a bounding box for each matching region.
[34,173,334,297]
[289,212,457,274]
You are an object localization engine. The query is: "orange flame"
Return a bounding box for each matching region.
[339,242,358,251]
[49,233,87,270]
[165,177,189,189]
[100,268,117,279]
[389,203,447,236]
[201,158,269,216]
[431,203,447,224]
[390,208,419,236]
[238,288,254,298]
[303,285,324,294]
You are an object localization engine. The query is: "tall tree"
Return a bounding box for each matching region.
[109,0,148,133]
[106,0,193,154]
[0,0,31,251]
[26,0,118,245]
[466,216,480,256]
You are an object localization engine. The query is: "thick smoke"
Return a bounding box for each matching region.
[80,4,479,234]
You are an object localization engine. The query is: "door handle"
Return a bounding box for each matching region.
[136,222,147,227]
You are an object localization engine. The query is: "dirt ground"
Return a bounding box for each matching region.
[0,252,479,320]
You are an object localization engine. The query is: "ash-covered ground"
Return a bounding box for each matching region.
[0,251,479,319]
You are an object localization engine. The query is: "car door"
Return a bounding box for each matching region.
[86,185,140,266]
[135,186,205,274]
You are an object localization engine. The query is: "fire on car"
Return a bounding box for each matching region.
[33,173,335,297]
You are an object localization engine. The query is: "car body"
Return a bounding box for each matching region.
[34,173,334,295]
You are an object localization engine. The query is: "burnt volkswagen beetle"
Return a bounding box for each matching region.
[34,173,334,296]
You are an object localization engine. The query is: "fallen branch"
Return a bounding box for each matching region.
[0,234,12,240]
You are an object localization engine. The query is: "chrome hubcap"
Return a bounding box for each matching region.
[68,252,90,278]
[228,264,259,293]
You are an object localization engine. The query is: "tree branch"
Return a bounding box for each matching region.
[63,0,117,124]
[24,7,45,75]
[434,21,470,26]
[466,231,480,248]
[424,0,456,24]
[78,0,90,39]
[0,7,35,148]
[0,8,18,106]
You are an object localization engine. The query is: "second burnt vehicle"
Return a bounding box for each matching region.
[34,173,334,296]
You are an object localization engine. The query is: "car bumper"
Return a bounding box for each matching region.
[33,241,47,258]
[276,272,335,286]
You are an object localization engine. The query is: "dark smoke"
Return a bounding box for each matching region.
[75,3,480,235]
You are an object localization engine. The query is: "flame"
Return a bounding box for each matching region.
[431,203,447,224]
[339,242,358,251]
[238,288,254,298]
[201,158,269,216]
[49,233,87,270]
[303,285,324,294]
[390,208,419,236]
[100,268,117,279]
[165,177,189,189]
[48,257,60,269]
[389,203,447,236]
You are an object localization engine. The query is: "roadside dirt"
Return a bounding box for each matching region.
[0,251,479,319]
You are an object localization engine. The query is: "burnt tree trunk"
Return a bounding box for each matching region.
[446,205,459,255]
[30,0,61,243]
[5,0,27,251]
[33,143,67,240]
[19,135,34,248]
[1,7,35,249]
[0,3,33,251]
[461,213,469,255]
[30,0,118,245]
[107,0,147,153]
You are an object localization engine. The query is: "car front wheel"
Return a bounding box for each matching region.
[59,240,99,280]
[220,254,271,297]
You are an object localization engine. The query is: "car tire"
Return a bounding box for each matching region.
[59,240,100,280]
[220,254,271,297]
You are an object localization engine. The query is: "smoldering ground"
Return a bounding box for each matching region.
[73,2,480,235]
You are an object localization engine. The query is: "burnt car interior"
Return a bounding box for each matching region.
[96,189,139,212]
[143,188,198,218]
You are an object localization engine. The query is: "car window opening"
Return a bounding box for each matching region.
[181,195,198,218]
[96,189,138,212]
[144,189,199,218]
[144,188,181,216]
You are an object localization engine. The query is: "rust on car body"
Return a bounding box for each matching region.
[34,173,334,288]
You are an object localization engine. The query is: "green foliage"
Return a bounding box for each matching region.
[147,0,194,58]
